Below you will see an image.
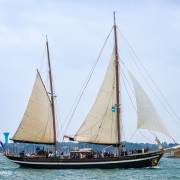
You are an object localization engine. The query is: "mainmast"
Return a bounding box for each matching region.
[46,36,57,153]
[113,12,121,155]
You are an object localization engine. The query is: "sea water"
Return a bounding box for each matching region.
[0,154,179,180]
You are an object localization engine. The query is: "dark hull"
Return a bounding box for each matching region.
[5,151,163,169]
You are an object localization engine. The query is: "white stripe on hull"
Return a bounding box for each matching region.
[11,155,160,166]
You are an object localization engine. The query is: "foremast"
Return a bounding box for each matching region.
[113,12,121,155]
[64,13,122,149]
[46,36,57,154]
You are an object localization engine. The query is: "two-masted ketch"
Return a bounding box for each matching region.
[5,13,167,169]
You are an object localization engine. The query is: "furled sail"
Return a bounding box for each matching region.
[71,51,119,144]
[129,72,170,136]
[12,71,55,144]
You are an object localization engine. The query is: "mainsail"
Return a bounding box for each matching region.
[129,72,170,136]
[12,71,55,144]
[71,51,119,144]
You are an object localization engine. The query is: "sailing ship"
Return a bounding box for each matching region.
[5,13,167,169]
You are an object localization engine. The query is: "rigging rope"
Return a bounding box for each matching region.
[138,130,155,144]
[121,66,176,143]
[121,68,136,111]
[121,60,176,143]
[117,27,180,128]
[117,29,178,143]
[62,27,114,136]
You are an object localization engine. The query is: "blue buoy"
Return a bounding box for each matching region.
[3,132,10,144]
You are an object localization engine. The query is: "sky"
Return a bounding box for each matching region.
[0,0,180,144]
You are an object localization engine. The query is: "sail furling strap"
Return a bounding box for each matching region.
[71,51,119,145]
[129,71,170,136]
[12,71,55,144]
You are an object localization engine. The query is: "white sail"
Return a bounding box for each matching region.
[129,72,169,136]
[12,71,55,144]
[73,51,119,144]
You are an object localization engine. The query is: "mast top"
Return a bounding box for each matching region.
[113,11,116,26]
[45,34,48,43]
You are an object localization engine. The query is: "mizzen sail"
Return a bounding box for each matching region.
[72,51,119,144]
[129,72,170,136]
[12,71,55,144]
